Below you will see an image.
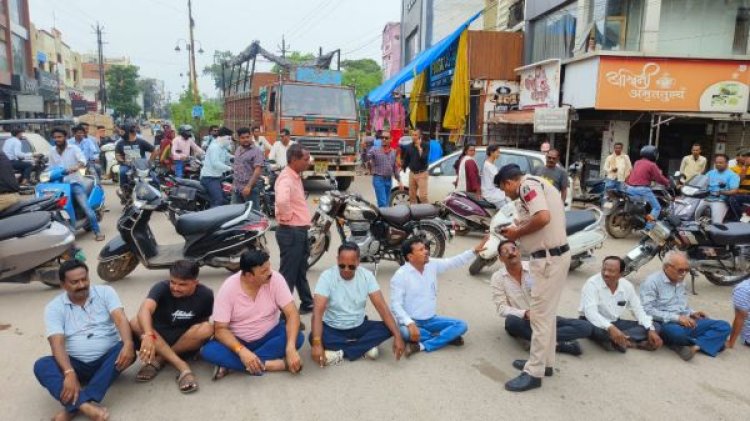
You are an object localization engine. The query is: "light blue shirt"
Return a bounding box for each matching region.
[389,250,475,325]
[733,280,750,344]
[705,168,740,202]
[49,144,86,172]
[44,285,123,363]
[68,137,100,163]
[200,140,232,178]
[2,136,31,160]
[315,266,380,330]
[639,271,694,323]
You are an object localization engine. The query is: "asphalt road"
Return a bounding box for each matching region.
[1,175,749,420]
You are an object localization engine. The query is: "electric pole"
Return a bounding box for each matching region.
[187,0,199,107]
[278,35,288,58]
[94,23,107,113]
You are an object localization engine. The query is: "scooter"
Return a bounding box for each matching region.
[101,142,119,183]
[0,195,65,219]
[0,211,76,286]
[468,202,607,275]
[569,161,605,204]
[440,191,497,235]
[97,178,269,282]
[164,174,233,223]
[35,167,105,234]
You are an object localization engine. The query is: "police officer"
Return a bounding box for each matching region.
[494,164,570,392]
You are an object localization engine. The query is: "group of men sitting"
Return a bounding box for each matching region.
[33,237,748,420]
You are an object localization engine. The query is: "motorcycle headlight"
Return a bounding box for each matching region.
[319,195,333,213]
[39,171,51,183]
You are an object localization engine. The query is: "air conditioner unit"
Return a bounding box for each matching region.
[717,122,729,133]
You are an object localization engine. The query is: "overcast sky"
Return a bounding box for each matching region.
[30,0,401,100]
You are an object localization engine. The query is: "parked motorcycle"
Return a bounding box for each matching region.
[307,175,452,269]
[0,211,76,286]
[467,202,607,275]
[622,215,750,289]
[97,178,269,282]
[440,191,496,235]
[35,167,105,233]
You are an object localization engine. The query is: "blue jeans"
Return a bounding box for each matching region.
[232,183,262,211]
[87,162,102,181]
[11,159,32,182]
[372,175,392,208]
[626,185,661,229]
[603,179,622,205]
[316,319,392,361]
[399,315,468,352]
[34,342,123,413]
[200,322,304,372]
[118,164,130,187]
[72,183,100,234]
[174,160,185,178]
[660,318,731,357]
[201,176,225,208]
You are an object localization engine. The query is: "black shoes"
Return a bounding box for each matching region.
[448,336,465,346]
[511,359,553,377]
[505,372,542,392]
[405,342,421,358]
[556,340,582,356]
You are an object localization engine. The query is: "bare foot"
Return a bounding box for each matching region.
[51,409,75,421]
[79,402,109,421]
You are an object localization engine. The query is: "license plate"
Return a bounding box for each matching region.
[314,161,328,174]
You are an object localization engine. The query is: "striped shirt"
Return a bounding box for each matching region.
[733,280,750,344]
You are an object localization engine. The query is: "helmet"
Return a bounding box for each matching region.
[640,145,658,162]
[178,124,193,137]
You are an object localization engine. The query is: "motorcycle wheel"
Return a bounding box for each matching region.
[704,272,748,287]
[97,252,139,282]
[307,230,330,269]
[569,259,584,271]
[605,210,632,239]
[419,224,446,258]
[469,256,493,276]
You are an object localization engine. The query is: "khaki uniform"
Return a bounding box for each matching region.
[515,175,570,378]
[0,192,20,212]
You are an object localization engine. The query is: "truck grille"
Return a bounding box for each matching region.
[296,138,345,155]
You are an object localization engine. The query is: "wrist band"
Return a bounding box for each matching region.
[311,337,322,345]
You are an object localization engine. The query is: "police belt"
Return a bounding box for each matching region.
[530,244,570,259]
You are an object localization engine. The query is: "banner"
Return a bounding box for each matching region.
[517,59,561,110]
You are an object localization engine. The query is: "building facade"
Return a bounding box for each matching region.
[81,54,131,114]
[382,22,401,81]
[31,27,84,117]
[0,0,37,119]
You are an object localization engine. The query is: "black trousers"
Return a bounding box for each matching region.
[505,315,593,343]
[587,318,648,343]
[275,226,313,309]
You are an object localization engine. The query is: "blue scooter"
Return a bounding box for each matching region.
[35,167,105,233]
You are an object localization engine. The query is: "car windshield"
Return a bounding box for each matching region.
[438,150,533,177]
[281,84,357,119]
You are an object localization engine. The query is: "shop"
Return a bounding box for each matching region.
[11,74,43,118]
[37,70,61,117]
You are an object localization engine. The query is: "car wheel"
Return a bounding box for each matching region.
[389,189,411,207]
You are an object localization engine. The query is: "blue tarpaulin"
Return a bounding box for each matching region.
[366,11,482,104]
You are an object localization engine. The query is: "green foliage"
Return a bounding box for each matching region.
[106,65,141,118]
[168,87,223,129]
[341,58,382,99]
[202,50,237,90]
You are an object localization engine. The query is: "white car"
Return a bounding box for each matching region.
[390,146,573,208]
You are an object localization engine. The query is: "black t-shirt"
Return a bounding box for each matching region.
[0,152,20,194]
[147,280,213,331]
[115,138,155,161]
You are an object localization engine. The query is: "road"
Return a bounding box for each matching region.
[1,175,748,420]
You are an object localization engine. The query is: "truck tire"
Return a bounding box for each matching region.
[335,177,352,191]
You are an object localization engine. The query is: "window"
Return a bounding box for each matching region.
[496,153,533,173]
[11,34,27,75]
[0,43,8,73]
[530,2,578,62]
[404,29,418,64]
[589,0,644,51]
[281,84,357,119]
[508,0,525,28]
[9,0,23,25]
[659,0,750,56]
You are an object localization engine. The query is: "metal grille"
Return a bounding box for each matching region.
[296,138,345,154]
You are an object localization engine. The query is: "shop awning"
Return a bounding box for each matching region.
[656,112,750,121]
[486,110,534,125]
[366,11,482,104]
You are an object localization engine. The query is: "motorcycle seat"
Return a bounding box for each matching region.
[0,197,52,218]
[379,205,411,225]
[565,210,597,235]
[463,192,496,209]
[410,204,440,220]
[0,211,51,241]
[175,178,204,190]
[175,204,247,236]
[707,223,750,245]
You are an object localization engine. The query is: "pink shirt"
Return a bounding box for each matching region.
[171,136,204,161]
[212,270,293,342]
[274,166,311,226]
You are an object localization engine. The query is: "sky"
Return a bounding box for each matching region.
[29,0,401,101]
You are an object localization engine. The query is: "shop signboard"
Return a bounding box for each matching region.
[16,94,44,113]
[596,56,750,112]
[484,80,519,116]
[11,74,39,94]
[428,40,458,92]
[533,107,569,133]
[37,71,59,100]
[71,99,89,116]
[517,59,561,110]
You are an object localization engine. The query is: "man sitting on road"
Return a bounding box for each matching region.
[34,260,135,421]
[640,251,731,361]
[579,256,663,353]
[310,242,405,367]
[492,240,592,356]
[129,260,214,393]
[390,237,488,357]
[201,250,304,380]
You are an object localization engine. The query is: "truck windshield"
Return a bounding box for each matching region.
[281,84,357,119]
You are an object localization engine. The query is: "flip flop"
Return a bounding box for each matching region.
[135,362,161,382]
[212,365,229,381]
[176,370,199,394]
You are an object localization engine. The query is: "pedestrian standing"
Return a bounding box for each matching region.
[275,144,314,314]
[268,129,296,171]
[680,143,707,181]
[401,132,430,204]
[232,127,265,210]
[367,139,402,207]
[252,127,272,156]
[454,143,480,195]
[532,149,569,203]
[494,164,570,392]
[202,125,219,149]
[200,127,233,208]
[602,142,632,193]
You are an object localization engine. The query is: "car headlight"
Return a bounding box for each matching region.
[39,171,51,183]
[319,195,333,213]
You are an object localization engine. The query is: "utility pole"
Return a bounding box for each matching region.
[187,0,200,128]
[278,35,288,58]
[94,23,107,113]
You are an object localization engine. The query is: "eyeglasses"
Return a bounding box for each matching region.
[338,264,358,270]
[500,245,518,257]
[667,264,690,274]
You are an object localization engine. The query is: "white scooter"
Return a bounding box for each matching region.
[468,202,607,275]
[101,143,120,183]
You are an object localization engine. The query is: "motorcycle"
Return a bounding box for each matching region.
[307,175,452,269]
[0,211,76,286]
[602,181,677,238]
[622,214,750,290]
[165,174,233,223]
[440,191,496,235]
[96,178,270,282]
[467,202,607,275]
[35,167,105,234]
[569,161,605,204]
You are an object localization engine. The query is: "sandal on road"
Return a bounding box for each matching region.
[135,362,162,382]
[177,370,199,394]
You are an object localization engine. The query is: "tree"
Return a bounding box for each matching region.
[341,58,382,99]
[137,78,161,117]
[202,50,237,91]
[169,86,223,129]
[106,65,141,118]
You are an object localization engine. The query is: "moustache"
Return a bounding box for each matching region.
[74,287,89,294]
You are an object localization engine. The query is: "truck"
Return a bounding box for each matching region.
[223,41,357,190]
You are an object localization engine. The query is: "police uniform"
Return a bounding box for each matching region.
[515,175,570,379]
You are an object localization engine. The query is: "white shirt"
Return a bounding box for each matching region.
[254,135,272,153]
[49,145,86,171]
[490,262,532,319]
[389,250,474,325]
[2,136,31,160]
[269,139,295,169]
[579,274,653,330]
[481,159,506,204]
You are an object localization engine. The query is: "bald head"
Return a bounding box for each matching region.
[663,251,690,283]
